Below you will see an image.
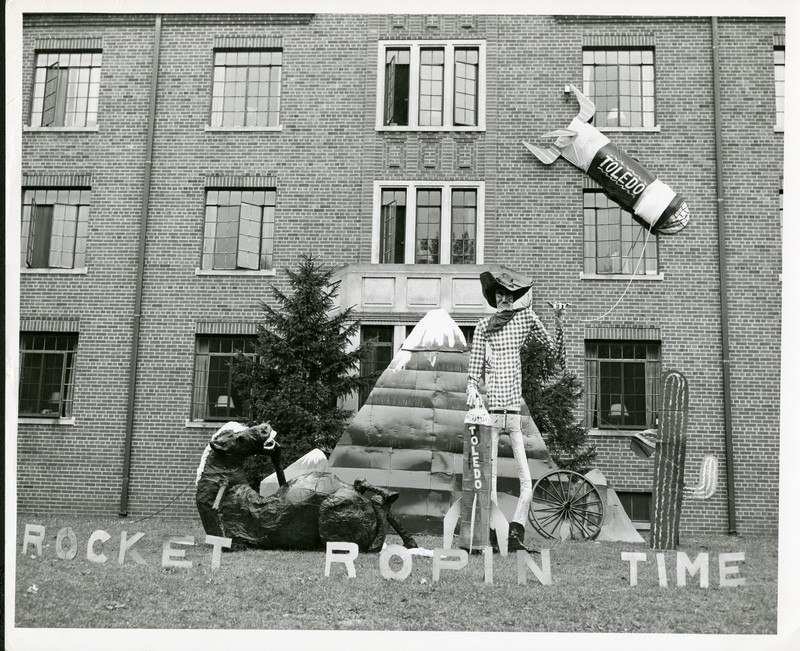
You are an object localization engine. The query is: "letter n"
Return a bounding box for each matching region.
[516,549,552,585]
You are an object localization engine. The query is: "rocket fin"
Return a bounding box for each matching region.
[442,497,461,549]
[522,141,562,165]
[489,500,509,557]
[570,84,596,122]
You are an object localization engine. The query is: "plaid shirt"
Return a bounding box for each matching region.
[467,307,558,411]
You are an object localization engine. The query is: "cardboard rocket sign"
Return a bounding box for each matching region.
[524,84,690,235]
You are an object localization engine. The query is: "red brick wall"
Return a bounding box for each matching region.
[17,14,782,535]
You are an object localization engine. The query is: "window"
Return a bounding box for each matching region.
[775,46,785,131]
[374,181,483,264]
[211,50,282,127]
[585,341,660,430]
[21,188,91,269]
[192,336,256,421]
[616,491,652,526]
[378,41,485,130]
[359,325,395,407]
[30,52,102,127]
[19,333,77,418]
[583,49,655,128]
[583,190,657,275]
[202,189,276,271]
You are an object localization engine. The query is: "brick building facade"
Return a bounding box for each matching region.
[15,13,783,535]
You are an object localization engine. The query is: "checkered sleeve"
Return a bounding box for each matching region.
[467,320,487,392]
[524,307,560,360]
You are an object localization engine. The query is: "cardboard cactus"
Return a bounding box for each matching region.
[651,370,689,549]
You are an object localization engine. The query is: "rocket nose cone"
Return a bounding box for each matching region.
[657,202,690,235]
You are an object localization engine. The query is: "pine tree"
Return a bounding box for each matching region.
[520,326,597,472]
[232,255,374,481]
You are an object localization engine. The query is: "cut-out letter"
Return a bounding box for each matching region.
[379,544,412,581]
[161,535,194,569]
[325,542,358,578]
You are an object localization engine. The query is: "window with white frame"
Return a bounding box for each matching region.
[373,181,483,264]
[377,40,486,130]
[18,332,78,418]
[30,51,102,128]
[191,335,256,421]
[21,188,91,270]
[202,189,276,271]
[583,48,655,129]
[211,50,282,128]
[775,46,785,131]
[583,190,657,275]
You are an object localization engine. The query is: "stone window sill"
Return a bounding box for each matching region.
[586,428,644,438]
[580,272,664,281]
[19,417,76,426]
[204,125,283,132]
[598,125,661,133]
[22,268,88,275]
[377,126,486,133]
[24,126,99,132]
[195,268,276,276]
[185,420,236,429]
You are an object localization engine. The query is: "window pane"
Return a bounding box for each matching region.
[583,48,655,128]
[359,325,395,407]
[415,189,441,264]
[451,189,476,264]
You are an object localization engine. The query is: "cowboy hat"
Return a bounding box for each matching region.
[480,271,532,308]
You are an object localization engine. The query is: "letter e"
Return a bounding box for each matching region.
[161,535,194,569]
[719,552,746,587]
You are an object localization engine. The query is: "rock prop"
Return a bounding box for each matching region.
[195,422,417,551]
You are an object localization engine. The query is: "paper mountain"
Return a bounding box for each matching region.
[328,308,557,534]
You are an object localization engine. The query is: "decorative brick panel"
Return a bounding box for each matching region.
[22,173,92,187]
[195,321,259,335]
[213,35,282,49]
[35,37,102,50]
[20,317,81,332]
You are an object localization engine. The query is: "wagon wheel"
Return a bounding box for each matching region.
[528,470,604,541]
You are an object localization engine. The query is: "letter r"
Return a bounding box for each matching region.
[325,542,359,578]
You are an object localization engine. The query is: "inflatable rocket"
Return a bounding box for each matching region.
[523,84,690,235]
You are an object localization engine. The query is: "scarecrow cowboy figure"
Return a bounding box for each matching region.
[466,271,567,553]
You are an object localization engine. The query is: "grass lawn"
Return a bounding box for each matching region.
[12,513,777,634]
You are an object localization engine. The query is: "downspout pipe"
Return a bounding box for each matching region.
[711,16,737,534]
[120,14,162,516]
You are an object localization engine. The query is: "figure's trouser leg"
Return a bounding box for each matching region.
[506,414,532,525]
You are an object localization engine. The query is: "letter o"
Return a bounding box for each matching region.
[56,527,78,560]
[379,544,413,581]
[633,183,646,195]
[470,435,479,445]
[475,479,482,490]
